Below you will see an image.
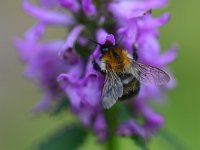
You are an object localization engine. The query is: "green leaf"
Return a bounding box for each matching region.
[50,98,69,116]
[34,125,87,150]
[132,137,149,150]
[159,129,190,150]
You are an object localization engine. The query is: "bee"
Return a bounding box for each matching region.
[92,40,170,109]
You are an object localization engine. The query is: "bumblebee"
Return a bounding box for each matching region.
[92,40,170,109]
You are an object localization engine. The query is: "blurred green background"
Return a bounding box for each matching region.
[0,0,200,150]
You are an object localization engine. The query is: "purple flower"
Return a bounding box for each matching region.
[108,0,167,21]
[14,24,83,112]
[23,0,75,26]
[117,119,146,139]
[59,0,80,13]
[39,0,60,8]
[15,0,177,145]
[82,0,96,16]
[93,113,108,142]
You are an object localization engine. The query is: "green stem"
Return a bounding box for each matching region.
[105,108,118,150]
[106,134,117,150]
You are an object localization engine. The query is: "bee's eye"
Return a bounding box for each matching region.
[102,47,109,51]
[101,41,113,53]
[101,46,109,53]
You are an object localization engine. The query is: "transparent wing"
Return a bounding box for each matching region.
[131,60,170,85]
[102,69,123,109]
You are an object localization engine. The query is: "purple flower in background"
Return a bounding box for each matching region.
[15,0,177,146]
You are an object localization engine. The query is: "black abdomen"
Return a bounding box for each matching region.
[119,74,140,101]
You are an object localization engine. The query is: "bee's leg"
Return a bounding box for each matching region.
[92,60,106,75]
[133,45,138,61]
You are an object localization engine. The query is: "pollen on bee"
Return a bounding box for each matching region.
[100,48,132,73]
[121,50,132,69]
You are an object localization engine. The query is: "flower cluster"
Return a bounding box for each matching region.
[15,0,177,145]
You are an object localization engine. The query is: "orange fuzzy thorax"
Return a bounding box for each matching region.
[101,47,131,73]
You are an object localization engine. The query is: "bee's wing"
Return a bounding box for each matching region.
[102,69,123,109]
[131,60,170,85]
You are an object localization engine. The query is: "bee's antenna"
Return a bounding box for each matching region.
[132,44,139,61]
[88,38,103,46]
[143,9,152,15]
[116,35,125,46]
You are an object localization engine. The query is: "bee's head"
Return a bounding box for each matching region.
[100,45,110,53]
[88,38,114,54]
[100,40,114,54]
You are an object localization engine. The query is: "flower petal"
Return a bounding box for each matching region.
[58,74,82,108]
[61,25,84,53]
[109,0,168,20]
[142,13,170,29]
[157,45,178,66]
[96,28,115,45]
[23,0,75,26]
[39,0,60,8]
[25,23,45,42]
[82,0,96,16]
[32,93,53,113]
[93,113,108,142]
[117,18,138,52]
[117,119,146,139]
[59,0,80,12]
[80,74,102,107]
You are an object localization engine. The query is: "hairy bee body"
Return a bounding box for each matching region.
[100,47,140,101]
[100,47,132,73]
[92,40,170,109]
[119,74,140,101]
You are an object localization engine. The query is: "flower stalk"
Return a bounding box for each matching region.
[15,0,177,149]
[105,108,118,150]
